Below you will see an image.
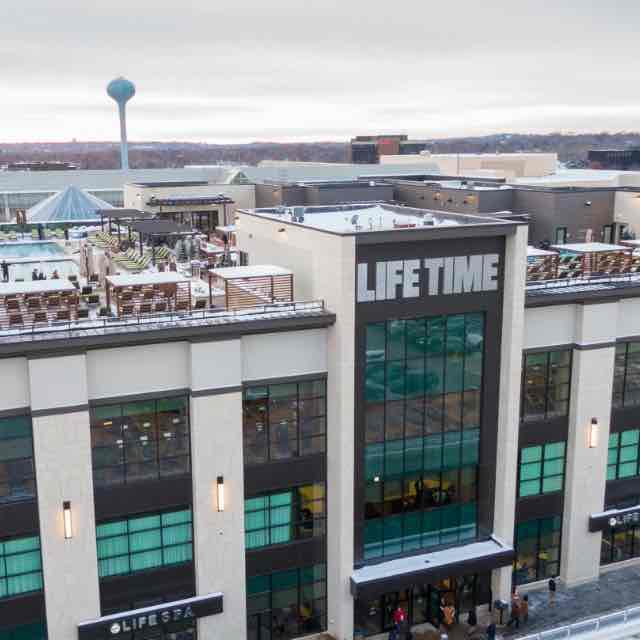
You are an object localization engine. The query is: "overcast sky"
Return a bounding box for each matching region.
[1,0,639,143]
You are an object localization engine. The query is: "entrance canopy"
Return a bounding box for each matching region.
[350,537,514,599]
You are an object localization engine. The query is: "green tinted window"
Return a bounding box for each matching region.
[519,442,565,497]
[0,535,42,599]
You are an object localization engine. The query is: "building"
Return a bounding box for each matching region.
[3,161,78,172]
[589,149,640,171]
[381,153,558,179]
[387,177,640,245]
[254,180,394,209]
[123,181,255,233]
[4,199,640,639]
[348,136,430,164]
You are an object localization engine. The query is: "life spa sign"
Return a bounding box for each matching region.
[356,254,500,303]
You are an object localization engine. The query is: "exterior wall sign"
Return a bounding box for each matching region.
[357,254,500,303]
[589,505,640,532]
[78,593,223,640]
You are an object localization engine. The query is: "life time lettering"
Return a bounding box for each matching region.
[357,254,500,303]
[108,605,194,635]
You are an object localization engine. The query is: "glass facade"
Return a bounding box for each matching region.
[243,379,326,465]
[613,342,640,408]
[0,623,47,640]
[247,564,326,640]
[90,397,190,487]
[0,415,35,504]
[96,508,193,578]
[513,517,562,585]
[363,314,483,559]
[245,484,325,550]
[0,535,43,599]
[518,442,566,498]
[521,351,571,421]
[608,430,640,480]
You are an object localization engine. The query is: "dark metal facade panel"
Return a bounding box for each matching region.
[515,493,564,523]
[518,416,569,448]
[246,537,326,578]
[605,478,640,506]
[99,564,196,615]
[244,454,326,496]
[0,500,39,539]
[94,476,193,522]
[0,592,46,631]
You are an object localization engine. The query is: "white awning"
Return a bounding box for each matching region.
[550,242,629,253]
[527,246,557,257]
[0,279,76,296]
[106,272,190,287]
[210,265,292,279]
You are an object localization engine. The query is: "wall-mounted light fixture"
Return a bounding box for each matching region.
[216,476,225,512]
[63,501,73,539]
[588,417,599,448]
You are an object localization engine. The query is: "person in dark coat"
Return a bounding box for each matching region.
[1,260,8,282]
[548,577,557,606]
[507,592,520,628]
[31,268,39,281]
[485,622,496,640]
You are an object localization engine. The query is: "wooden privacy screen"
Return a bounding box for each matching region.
[221,274,293,310]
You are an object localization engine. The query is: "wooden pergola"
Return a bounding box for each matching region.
[96,209,152,243]
[550,242,634,278]
[127,220,199,265]
[0,279,79,328]
[208,265,294,310]
[105,272,192,316]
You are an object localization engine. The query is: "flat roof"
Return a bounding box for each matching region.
[243,202,514,235]
[551,242,629,253]
[0,279,76,296]
[210,265,292,279]
[106,272,190,287]
[96,208,151,220]
[130,181,209,188]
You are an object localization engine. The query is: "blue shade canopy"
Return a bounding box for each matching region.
[27,185,113,223]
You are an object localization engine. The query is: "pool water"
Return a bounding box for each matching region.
[0,241,64,259]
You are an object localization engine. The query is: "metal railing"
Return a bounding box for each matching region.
[526,271,640,292]
[0,300,327,344]
[519,604,640,640]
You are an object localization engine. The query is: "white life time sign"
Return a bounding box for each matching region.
[357,254,500,303]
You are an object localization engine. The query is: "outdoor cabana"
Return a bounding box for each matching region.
[0,279,79,329]
[208,265,293,310]
[550,242,634,278]
[105,272,192,317]
[127,219,200,264]
[526,246,559,282]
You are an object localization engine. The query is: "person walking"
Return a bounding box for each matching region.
[31,268,39,281]
[521,594,529,624]
[548,577,557,607]
[466,609,477,637]
[485,622,496,640]
[507,592,520,629]
[1,260,8,282]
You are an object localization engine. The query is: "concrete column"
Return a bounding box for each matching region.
[324,237,356,640]
[560,303,616,586]
[492,225,528,602]
[190,341,246,640]
[29,355,101,640]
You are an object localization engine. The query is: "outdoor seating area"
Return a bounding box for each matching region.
[0,280,80,329]
[105,272,192,316]
[526,242,640,284]
[208,265,294,310]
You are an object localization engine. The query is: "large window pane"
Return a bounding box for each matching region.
[96,508,193,578]
[0,535,43,600]
[522,351,572,421]
[0,416,35,505]
[244,379,326,465]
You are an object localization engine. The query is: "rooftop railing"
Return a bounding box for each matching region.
[519,604,640,640]
[0,300,327,344]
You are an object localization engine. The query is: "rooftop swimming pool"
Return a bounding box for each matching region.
[8,258,78,282]
[0,242,65,259]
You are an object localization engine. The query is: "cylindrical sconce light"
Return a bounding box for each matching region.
[63,501,73,539]
[216,476,225,512]
[588,417,599,448]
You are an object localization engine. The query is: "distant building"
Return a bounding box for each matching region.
[3,161,78,172]
[589,149,640,171]
[348,135,429,163]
